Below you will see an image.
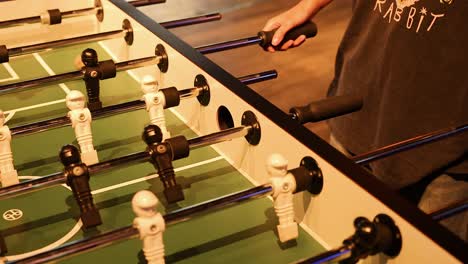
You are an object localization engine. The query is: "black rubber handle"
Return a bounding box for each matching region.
[290,95,363,124]
[98,60,117,80]
[161,87,181,109]
[258,21,318,49]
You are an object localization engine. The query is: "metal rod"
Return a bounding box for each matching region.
[128,0,166,7]
[430,199,468,221]
[237,70,278,85]
[2,13,222,62]
[0,172,64,200]
[11,99,146,137]
[114,56,160,71]
[6,29,125,59]
[60,7,100,20]
[353,124,468,165]
[0,126,253,200]
[92,99,146,118]
[10,184,273,264]
[0,151,148,201]
[295,245,352,264]
[10,71,272,137]
[178,87,202,100]
[0,16,44,28]
[160,13,222,29]
[196,36,261,55]
[0,70,82,93]
[0,7,100,28]
[188,126,251,149]
[87,151,149,174]
[9,225,139,264]
[165,184,273,224]
[0,55,159,94]
[12,116,71,136]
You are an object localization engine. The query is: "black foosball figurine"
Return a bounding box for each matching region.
[81,48,102,111]
[143,124,189,204]
[60,144,102,229]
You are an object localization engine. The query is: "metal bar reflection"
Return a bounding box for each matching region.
[128,0,166,7]
[295,246,352,264]
[160,13,222,29]
[0,55,159,94]
[0,7,100,28]
[238,70,278,85]
[196,37,261,55]
[5,30,125,61]
[188,126,251,149]
[430,199,468,221]
[353,124,467,165]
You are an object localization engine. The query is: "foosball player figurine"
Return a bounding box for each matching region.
[66,90,99,165]
[132,190,166,264]
[0,110,18,187]
[60,144,102,229]
[143,124,189,203]
[267,154,298,243]
[141,75,171,141]
[81,48,102,111]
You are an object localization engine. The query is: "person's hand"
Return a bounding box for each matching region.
[263,0,331,52]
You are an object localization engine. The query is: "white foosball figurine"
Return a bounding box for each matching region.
[132,190,166,264]
[0,110,18,187]
[141,75,170,141]
[66,90,99,165]
[268,153,298,243]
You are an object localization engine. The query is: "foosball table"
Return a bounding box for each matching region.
[0,0,465,263]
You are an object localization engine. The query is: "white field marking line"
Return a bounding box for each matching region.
[0,63,20,83]
[32,53,70,94]
[5,99,66,114]
[0,55,67,122]
[2,176,81,262]
[91,156,223,195]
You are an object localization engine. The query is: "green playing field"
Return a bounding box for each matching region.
[0,43,325,263]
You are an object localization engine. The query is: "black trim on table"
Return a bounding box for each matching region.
[110,0,467,261]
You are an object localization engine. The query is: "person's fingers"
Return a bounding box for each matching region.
[293,35,306,47]
[272,25,290,47]
[280,39,294,50]
[267,46,276,53]
[263,18,280,32]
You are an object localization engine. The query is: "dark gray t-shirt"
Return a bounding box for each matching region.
[328,0,468,189]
